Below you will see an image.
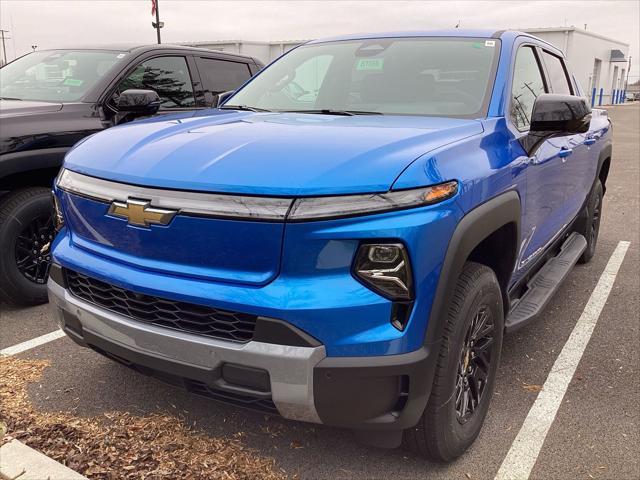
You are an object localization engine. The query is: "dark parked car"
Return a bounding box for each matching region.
[0,44,263,305]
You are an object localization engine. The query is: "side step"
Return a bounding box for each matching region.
[505,232,587,333]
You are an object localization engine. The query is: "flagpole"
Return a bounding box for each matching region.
[155,0,161,44]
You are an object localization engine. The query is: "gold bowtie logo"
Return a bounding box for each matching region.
[108,198,176,227]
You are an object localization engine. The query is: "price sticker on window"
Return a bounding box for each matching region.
[356,58,384,71]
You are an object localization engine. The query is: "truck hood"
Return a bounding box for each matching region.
[0,99,63,117]
[64,110,483,196]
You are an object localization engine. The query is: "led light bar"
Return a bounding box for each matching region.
[287,181,458,222]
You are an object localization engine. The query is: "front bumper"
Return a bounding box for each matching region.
[48,276,434,433]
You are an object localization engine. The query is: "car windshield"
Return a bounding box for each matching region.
[226,37,500,117]
[0,49,127,102]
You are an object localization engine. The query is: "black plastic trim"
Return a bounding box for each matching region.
[424,191,521,347]
[252,317,322,347]
[48,262,67,287]
[313,346,431,433]
[0,148,68,179]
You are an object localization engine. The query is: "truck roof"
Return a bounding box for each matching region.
[33,43,258,62]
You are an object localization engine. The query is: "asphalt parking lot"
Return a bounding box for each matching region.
[1,103,638,479]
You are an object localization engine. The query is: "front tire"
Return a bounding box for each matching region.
[404,262,504,462]
[0,188,55,306]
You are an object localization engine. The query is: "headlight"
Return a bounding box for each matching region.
[353,243,413,301]
[287,181,458,221]
[52,190,65,232]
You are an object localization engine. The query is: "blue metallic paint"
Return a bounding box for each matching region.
[52,30,609,357]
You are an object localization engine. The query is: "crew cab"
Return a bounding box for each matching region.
[0,44,262,305]
[48,30,611,461]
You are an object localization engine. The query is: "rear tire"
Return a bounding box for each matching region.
[577,180,603,264]
[404,261,504,462]
[0,188,54,306]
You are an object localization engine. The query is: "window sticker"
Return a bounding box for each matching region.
[117,53,126,59]
[63,78,84,86]
[356,58,384,71]
[485,40,496,47]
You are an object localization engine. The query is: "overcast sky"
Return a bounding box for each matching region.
[1,0,638,78]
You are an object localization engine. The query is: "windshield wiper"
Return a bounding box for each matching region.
[0,97,23,101]
[219,104,271,112]
[284,109,383,116]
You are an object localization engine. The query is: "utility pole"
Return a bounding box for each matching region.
[0,29,10,66]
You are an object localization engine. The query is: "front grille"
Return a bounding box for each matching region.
[66,270,258,342]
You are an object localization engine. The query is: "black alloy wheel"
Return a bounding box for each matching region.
[15,214,55,284]
[455,305,495,424]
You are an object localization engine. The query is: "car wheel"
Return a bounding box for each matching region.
[404,261,504,462]
[0,187,55,306]
[577,179,603,264]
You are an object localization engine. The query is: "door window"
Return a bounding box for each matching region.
[511,46,546,130]
[542,52,572,95]
[197,58,252,95]
[116,56,195,109]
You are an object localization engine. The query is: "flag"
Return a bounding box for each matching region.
[151,0,157,16]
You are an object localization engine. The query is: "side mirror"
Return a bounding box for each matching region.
[215,90,235,107]
[521,93,591,155]
[117,89,161,116]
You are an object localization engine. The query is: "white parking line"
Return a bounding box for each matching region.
[495,240,631,480]
[0,329,66,356]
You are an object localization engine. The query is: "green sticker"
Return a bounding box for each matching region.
[472,42,483,49]
[63,78,84,87]
[356,58,384,71]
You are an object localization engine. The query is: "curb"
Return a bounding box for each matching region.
[0,438,88,480]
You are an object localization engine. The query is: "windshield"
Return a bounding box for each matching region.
[226,37,500,117]
[0,50,127,102]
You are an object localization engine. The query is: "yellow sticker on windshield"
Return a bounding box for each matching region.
[356,58,384,71]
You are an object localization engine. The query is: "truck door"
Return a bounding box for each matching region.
[510,45,568,271]
[539,50,598,221]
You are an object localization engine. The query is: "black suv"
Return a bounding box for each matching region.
[0,44,263,305]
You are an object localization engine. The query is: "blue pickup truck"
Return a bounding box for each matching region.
[48,30,611,461]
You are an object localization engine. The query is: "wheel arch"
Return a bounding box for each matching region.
[423,190,521,348]
[0,148,67,192]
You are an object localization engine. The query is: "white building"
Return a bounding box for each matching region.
[184,27,631,105]
[179,40,303,65]
[523,27,630,105]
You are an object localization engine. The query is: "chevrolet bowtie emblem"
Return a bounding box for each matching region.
[108,198,177,227]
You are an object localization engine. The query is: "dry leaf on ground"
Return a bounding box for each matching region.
[0,356,286,480]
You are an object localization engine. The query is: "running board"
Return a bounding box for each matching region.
[505,232,587,333]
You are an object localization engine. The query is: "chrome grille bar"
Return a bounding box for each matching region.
[57,169,293,221]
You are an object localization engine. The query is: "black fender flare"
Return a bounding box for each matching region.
[0,147,68,180]
[423,190,521,349]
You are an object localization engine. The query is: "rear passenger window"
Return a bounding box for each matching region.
[511,46,546,130]
[542,52,572,95]
[197,58,252,97]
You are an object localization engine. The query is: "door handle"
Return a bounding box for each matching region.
[584,138,597,146]
[558,147,573,158]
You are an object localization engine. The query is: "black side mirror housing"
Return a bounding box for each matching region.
[117,89,161,115]
[216,90,235,107]
[521,93,592,155]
